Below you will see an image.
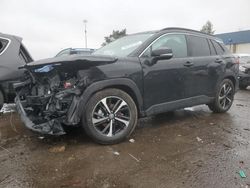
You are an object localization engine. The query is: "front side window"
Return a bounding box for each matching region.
[187,35,210,57]
[142,34,187,58]
[0,38,9,54]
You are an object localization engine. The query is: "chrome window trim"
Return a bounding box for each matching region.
[0,37,11,56]
[139,32,217,58]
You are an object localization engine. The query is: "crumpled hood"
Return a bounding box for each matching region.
[20,54,118,69]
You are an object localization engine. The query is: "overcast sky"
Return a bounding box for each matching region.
[1,0,250,60]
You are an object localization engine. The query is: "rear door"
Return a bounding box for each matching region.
[185,35,220,97]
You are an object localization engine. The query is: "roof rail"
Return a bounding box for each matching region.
[160,27,214,36]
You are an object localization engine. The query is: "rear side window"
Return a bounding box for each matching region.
[208,39,216,55]
[211,40,227,55]
[0,38,9,54]
[187,35,210,57]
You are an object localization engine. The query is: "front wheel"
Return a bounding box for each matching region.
[208,79,235,113]
[82,88,138,144]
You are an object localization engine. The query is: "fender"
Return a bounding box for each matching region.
[210,69,238,98]
[67,78,144,124]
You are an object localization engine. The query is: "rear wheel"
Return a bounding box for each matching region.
[83,88,138,144]
[208,79,234,113]
[0,90,4,110]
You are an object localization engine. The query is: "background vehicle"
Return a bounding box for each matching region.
[55,48,95,57]
[234,54,250,89]
[15,28,239,144]
[0,33,33,109]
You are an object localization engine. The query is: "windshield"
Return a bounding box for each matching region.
[93,33,153,57]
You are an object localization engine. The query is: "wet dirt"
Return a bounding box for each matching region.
[0,89,250,188]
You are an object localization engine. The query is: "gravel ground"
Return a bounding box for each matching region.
[0,89,250,188]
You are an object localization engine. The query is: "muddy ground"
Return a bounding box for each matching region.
[0,89,250,188]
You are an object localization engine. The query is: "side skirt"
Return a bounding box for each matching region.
[145,95,214,116]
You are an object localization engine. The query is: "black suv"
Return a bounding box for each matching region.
[14,28,239,144]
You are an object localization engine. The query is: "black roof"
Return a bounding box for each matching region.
[160,27,214,36]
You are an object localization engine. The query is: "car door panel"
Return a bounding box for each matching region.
[141,58,190,109]
[140,34,189,110]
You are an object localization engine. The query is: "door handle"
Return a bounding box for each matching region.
[215,59,223,63]
[183,61,194,67]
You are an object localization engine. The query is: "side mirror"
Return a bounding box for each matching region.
[151,48,173,61]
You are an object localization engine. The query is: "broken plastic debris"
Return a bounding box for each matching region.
[113,151,120,156]
[128,153,140,162]
[239,170,247,178]
[196,137,203,142]
[49,145,66,153]
[239,161,244,165]
[129,139,135,143]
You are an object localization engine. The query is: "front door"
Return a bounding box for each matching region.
[139,34,190,110]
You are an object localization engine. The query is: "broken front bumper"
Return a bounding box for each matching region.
[15,96,66,135]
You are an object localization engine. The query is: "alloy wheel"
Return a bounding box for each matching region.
[91,96,131,137]
[218,82,233,109]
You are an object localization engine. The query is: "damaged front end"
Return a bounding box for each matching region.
[14,55,117,135]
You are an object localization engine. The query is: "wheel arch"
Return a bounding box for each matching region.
[224,75,236,89]
[77,78,144,118]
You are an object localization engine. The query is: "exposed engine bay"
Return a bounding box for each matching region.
[13,55,117,135]
[15,66,83,135]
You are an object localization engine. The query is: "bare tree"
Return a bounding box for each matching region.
[200,21,215,34]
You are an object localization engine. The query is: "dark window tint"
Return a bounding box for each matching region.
[187,35,210,57]
[208,39,216,55]
[0,38,9,54]
[211,40,225,55]
[143,34,187,58]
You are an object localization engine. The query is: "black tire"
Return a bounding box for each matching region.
[0,90,4,110]
[82,88,138,144]
[239,84,248,90]
[208,79,235,113]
